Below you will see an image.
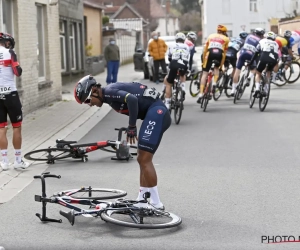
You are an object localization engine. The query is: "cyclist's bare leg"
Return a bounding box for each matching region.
[254,70,261,93]
[137,149,162,206]
[198,71,208,98]
[231,68,241,94]
[0,127,8,164]
[163,75,172,110]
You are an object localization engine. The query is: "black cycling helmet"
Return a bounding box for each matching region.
[239,31,248,39]
[0,33,15,49]
[284,30,292,38]
[74,75,98,104]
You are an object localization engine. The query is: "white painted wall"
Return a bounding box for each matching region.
[201,0,297,42]
[155,17,179,36]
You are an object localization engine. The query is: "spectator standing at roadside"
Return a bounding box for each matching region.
[148,32,168,84]
[0,33,29,171]
[104,38,120,85]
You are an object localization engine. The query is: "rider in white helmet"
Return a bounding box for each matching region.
[163,32,190,111]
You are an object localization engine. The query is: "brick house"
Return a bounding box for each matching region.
[0,0,62,115]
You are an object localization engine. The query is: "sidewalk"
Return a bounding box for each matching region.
[0,63,140,203]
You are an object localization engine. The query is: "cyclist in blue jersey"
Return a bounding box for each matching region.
[225,31,248,80]
[74,76,171,210]
[231,28,265,96]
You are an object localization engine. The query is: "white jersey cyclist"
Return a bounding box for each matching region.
[168,42,190,66]
[0,45,22,93]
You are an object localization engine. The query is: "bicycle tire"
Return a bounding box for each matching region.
[286,61,300,83]
[101,208,182,229]
[259,78,271,112]
[61,187,127,200]
[99,145,138,156]
[249,81,256,108]
[174,87,183,124]
[272,63,287,87]
[203,82,212,112]
[24,148,73,162]
[213,76,224,101]
[224,76,232,98]
[189,71,200,97]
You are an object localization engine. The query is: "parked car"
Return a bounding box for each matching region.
[133,36,198,81]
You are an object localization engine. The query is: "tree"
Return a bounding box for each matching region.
[178,0,200,13]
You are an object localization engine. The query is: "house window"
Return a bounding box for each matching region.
[222,0,230,14]
[36,4,46,81]
[69,22,76,70]
[60,20,66,72]
[250,0,257,12]
[2,0,14,34]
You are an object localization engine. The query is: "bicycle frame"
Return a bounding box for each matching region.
[33,173,163,227]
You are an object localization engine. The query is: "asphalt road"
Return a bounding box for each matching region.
[1,57,300,250]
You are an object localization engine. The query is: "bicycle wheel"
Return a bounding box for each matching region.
[234,75,245,103]
[213,75,224,101]
[224,76,232,98]
[101,207,182,229]
[259,80,271,112]
[271,63,287,87]
[249,81,256,108]
[189,71,201,97]
[61,187,127,200]
[203,82,212,112]
[285,61,300,83]
[174,87,183,124]
[24,148,73,162]
[100,145,138,156]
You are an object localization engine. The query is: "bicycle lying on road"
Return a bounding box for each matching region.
[34,172,182,229]
[24,128,137,164]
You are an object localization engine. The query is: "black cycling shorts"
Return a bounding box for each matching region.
[224,56,237,69]
[0,91,23,128]
[138,100,171,154]
[202,49,223,72]
[166,60,188,84]
[256,53,278,73]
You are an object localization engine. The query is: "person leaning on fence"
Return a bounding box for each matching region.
[0,33,29,171]
[104,38,120,85]
[148,32,168,84]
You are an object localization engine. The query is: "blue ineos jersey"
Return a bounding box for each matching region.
[226,37,244,57]
[241,34,261,55]
[102,82,161,120]
[102,82,171,154]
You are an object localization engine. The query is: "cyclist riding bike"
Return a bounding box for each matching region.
[224,31,248,78]
[185,31,197,72]
[231,27,265,96]
[249,31,279,97]
[74,77,171,210]
[163,32,190,110]
[274,30,293,81]
[197,24,229,103]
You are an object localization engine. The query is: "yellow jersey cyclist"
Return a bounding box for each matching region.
[197,25,229,103]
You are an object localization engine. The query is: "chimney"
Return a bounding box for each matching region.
[166,0,170,14]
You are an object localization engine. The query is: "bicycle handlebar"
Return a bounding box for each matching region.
[34,172,61,179]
